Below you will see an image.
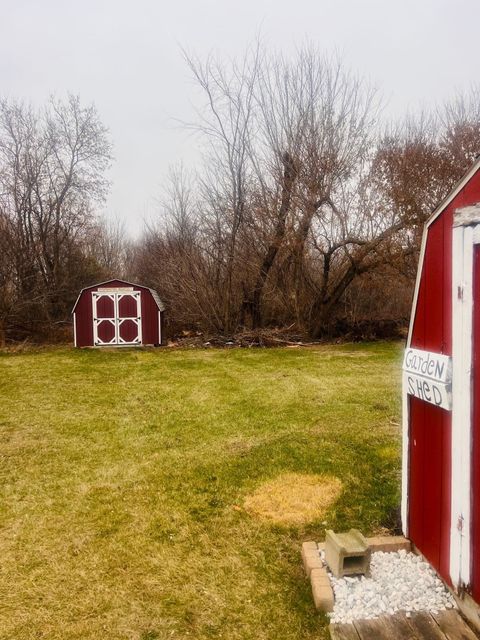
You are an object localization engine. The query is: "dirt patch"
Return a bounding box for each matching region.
[244,472,342,525]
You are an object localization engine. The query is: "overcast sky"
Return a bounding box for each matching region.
[2,0,479,236]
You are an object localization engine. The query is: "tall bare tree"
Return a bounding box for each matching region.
[183,47,261,332]
[136,51,480,339]
[0,95,112,339]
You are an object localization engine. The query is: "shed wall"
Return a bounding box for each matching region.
[75,290,94,347]
[74,279,161,346]
[140,289,160,345]
[409,169,480,584]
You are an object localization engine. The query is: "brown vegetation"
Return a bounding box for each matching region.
[1,58,479,344]
[244,473,343,525]
[131,51,480,342]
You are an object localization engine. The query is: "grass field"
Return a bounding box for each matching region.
[0,343,403,639]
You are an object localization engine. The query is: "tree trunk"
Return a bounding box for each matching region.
[249,152,297,328]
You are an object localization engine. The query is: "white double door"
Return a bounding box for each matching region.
[92,290,142,346]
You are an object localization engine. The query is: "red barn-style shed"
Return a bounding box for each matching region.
[402,157,480,610]
[72,279,165,347]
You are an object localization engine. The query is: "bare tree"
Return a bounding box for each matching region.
[252,50,381,330]
[132,167,221,332]
[88,216,131,278]
[182,46,261,332]
[0,95,112,339]
[136,63,480,340]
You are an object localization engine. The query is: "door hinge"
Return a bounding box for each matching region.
[457,285,464,300]
[457,514,464,533]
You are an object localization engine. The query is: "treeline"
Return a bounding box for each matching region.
[1,48,480,344]
[0,96,130,342]
[134,48,480,339]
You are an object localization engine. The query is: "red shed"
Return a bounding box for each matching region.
[402,157,480,609]
[72,279,165,347]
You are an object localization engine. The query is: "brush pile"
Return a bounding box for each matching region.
[168,327,311,348]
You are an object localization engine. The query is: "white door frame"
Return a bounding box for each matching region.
[92,290,142,346]
[93,292,117,345]
[116,292,142,346]
[450,206,480,590]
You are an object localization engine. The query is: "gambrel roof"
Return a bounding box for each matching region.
[72,279,165,313]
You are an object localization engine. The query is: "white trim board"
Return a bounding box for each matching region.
[406,225,429,347]
[449,222,477,590]
[401,381,410,537]
[402,225,428,537]
[92,290,142,347]
[426,158,480,229]
[454,205,480,228]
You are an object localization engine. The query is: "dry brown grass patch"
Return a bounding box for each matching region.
[244,472,342,525]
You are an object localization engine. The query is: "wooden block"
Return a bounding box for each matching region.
[451,590,480,636]
[407,611,446,639]
[431,609,479,640]
[329,622,361,640]
[381,613,419,639]
[353,616,397,640]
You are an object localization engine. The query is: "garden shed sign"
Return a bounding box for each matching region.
[402,348,452,411]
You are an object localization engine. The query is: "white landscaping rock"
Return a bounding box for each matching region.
[327,550,456,624]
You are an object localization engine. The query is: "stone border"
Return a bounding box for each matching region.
[302,541,334,612]
[301,536,412,613]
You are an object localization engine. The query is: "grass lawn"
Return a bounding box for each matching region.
[0,343,403,639]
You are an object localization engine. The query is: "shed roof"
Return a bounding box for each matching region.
[426,154,480,228]
[406,156,480,346]
[71,279,165,313]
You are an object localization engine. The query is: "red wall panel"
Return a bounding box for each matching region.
[141,290,160,345]
[74,280,161,347]
[409,213,452,579]
[75,289,94,347]
[408,168,480,586]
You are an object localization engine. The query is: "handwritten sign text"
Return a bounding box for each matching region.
[403,348,452,411]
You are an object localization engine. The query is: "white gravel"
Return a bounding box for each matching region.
[323,549,457,624]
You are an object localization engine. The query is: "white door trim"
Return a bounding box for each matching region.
[116,292,142,345]
[93,292,117,345]
[450,220,479,589]
[92,291,142,346]
[402,225,429,537]
[401,382,410,537]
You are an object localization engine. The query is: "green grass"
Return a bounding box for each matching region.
[0,343,403,639]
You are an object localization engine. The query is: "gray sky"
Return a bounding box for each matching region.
[2,0,479,236]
